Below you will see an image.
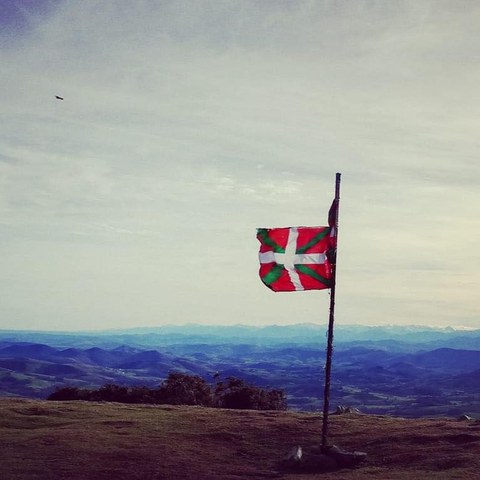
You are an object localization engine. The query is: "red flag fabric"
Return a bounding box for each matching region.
[257,226,335,292]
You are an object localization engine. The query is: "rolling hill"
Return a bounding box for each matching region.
[2,325,480,416]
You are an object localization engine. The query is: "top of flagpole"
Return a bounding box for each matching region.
[332,172,341,236]
[335,172,341,201]
[328,173,341,235]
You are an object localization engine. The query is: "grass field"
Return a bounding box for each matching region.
[1,397,480,479]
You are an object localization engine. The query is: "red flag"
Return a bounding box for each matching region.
[257,226,334,292]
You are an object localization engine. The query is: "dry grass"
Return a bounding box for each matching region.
[1,398,480,479]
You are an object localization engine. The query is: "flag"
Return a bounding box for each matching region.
[257,226,335,292]
[328,198,338,228]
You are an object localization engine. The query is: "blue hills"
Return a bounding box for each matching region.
[1,323,480,417]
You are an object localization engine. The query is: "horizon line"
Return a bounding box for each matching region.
[0,322,478,334]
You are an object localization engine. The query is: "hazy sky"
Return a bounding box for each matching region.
[1,0,478,331]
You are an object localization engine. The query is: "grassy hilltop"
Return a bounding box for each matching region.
[1,398,480,479]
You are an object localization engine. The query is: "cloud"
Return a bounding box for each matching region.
[0,0,478,329]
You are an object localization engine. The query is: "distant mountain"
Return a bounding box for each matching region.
[117,350,174,370]
[334,347,398,367]
[2,323,480,350]
[1,324,480,417]
[401,348,480,372]
[0,343,58,360]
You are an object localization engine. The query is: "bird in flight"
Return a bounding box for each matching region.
[55,95,64,100]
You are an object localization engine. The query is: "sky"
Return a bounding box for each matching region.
[0,0,478,331]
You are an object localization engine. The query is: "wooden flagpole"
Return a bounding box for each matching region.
[321,172,341,452]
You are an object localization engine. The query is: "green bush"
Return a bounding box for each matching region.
[47,386,92,401]
[156,372,213,406]
[214,377,287,410]
[47,372,287,411]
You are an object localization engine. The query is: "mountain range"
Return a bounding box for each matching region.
[1,323,479,417]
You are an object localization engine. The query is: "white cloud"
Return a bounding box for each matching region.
[0,0,478,330]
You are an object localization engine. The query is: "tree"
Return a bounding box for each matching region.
[214,377,287,410]
[128,385,156,404]
[91,384,129,402]
[47,386,91,401]
[47,373,287,410]
[156,372,213,406]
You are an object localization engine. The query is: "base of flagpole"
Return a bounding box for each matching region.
[281,444,367,473]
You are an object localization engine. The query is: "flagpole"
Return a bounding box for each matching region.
[321,172,341,452]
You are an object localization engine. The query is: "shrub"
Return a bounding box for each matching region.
[47,373,287,410]
[214,377,287,410]
[156,372,213,406]
[90,384,129,403]
[128,385,156,404]
[47,386,91,401]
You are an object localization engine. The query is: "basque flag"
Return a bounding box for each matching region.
[257,226,335,292]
